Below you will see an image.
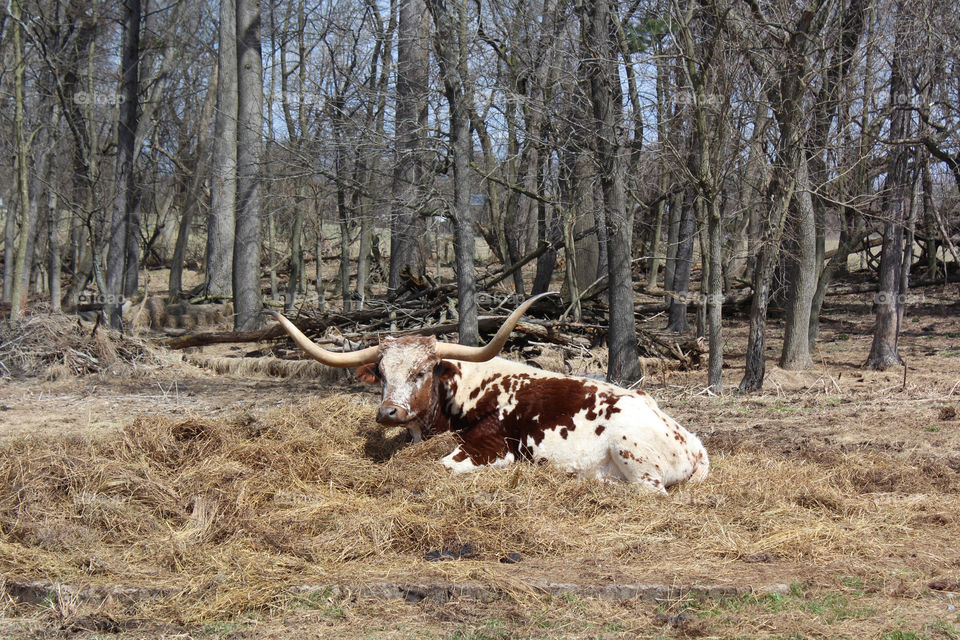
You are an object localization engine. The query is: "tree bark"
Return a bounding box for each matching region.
[666,189,695,333]
[865,1,911,370]
[170,66,218,303]
[206,0,238,299]
[582,0,641,385]
[233,0,263,330]
[389,0,429,292]
[427,0,478,345]
[779,155,817,369]
[9,0,33,320]
[103,0,141,328]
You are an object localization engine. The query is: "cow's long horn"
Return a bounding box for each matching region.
[435,291,557,362]
[264,310,380,367]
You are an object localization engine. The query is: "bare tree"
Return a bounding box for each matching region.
[427,0,478,345]
[581,0,641,385]
[233,0,263,329]
[389,0,429,292]
[9,0,33,320]
[207,0,238,300]
[866,0,913,369]
[104,0,142,328]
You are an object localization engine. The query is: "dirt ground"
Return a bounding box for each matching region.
[0,284,959,639]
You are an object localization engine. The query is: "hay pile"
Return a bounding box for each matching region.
[0,314,169,379]
[0,394,958,626]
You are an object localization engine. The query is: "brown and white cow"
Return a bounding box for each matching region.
[265,294,708,494]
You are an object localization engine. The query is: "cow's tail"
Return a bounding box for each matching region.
[688,436,710,484]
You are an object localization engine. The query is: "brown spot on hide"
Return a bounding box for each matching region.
[599,392,623,419]
[595,425,606,435]
[454,375,602,465]
[468,374,502,400]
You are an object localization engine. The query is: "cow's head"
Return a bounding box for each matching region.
[265,293,553,434]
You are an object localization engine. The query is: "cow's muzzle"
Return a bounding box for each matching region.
[376,404,409,425]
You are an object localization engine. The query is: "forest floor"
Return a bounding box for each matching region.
[0,281,958,639]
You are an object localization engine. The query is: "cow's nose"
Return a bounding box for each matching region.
[377,405,408,425]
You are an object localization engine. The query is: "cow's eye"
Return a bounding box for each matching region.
[415,372,426,380]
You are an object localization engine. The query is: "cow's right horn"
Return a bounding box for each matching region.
[435,291,557,362]
[264,310,380,367]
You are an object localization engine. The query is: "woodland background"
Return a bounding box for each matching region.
[1,0,959,392]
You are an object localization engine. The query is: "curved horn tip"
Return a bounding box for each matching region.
[261,309,283,320]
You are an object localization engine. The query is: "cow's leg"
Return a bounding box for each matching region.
[608,444,668,495]
[441,447,484,474]
[441,447,517,474]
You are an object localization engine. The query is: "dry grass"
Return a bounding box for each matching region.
[184,353,348,383]
[0,393,957,634]
[0,313,172,380]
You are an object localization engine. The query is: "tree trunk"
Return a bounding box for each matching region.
[170,66,217,303]
[532,161,559,295]
[865,3,911,370]
[666,189,695,333]
[779,155,817,369]
[663,189,682,299]
[47,136,61,313]
[3,200,15,305]
[707,196,723,392]
[582,0,640,385]
[739,163,798,391]
[315,217,326,312]
[427,0,478,345]
[285,185,306,313]
[233,0,263,330]
[207,0,238,299]
[389,0,429,292]
[103,0,141,328]
[9,0,33,320]
[168,179,192,304]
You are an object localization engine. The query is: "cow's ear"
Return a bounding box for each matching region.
[433,360,459,380]
[355,363,379,384]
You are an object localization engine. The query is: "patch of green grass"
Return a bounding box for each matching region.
[941,350,960,357]
[686,582,875,627]
[848,621,960,640]
[924,426,941,432]
[770,404,802,414]
[840,575,865,594]
[199,621,242,638]
[800,591,873,623]
[837,333,851,341]
[448,619,510,640]
[288,588,345,619]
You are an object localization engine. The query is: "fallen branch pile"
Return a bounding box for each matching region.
[167,272,704,370]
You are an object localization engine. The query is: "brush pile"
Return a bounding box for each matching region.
[0,394,957,625]
[0,314,168,379]
[169,277,705,370]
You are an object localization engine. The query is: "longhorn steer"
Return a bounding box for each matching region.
[266,294,708,493]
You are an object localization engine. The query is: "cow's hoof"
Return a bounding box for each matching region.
[499,552,523,564]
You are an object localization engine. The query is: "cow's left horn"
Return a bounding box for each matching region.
[264,310,380,367]
[435,292,557,362]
